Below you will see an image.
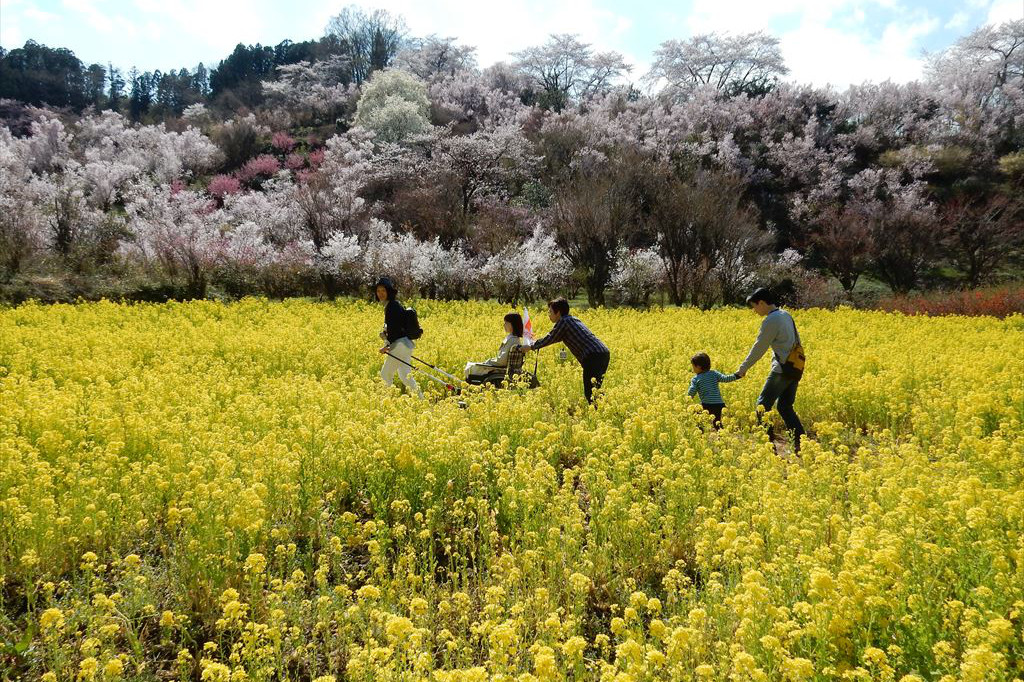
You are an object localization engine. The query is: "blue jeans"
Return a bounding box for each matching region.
[757,371,805,451]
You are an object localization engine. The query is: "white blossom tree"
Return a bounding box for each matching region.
[611,247,664,307]
[395,36,477,82]
[123,182,226,297]
[353,70,431,144]
[0,128,45,279]
[262,57,359,125]
[647,31,789,101]
[513,34,631,111]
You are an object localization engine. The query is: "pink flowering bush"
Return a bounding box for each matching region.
[237,155,281,186]
[207,174,242,201]
[271,131,296,153]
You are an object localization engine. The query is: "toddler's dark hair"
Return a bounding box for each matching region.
[691,352,711,372]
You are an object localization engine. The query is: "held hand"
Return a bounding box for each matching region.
[735,369,745,378]
[379,346,390,354]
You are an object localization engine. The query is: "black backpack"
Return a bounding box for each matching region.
[404,307,423,340]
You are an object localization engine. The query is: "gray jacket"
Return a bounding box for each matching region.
[739,309,799,375]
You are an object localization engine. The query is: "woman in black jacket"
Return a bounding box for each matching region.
[376,277,423,398]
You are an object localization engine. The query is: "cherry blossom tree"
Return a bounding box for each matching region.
[221,175,303,246]
[647,31,788,101]
[430,125,538,222]
[261,58,358,125]
[427,70,528,131]
[22,117,72,172]
[513,34,631,111]
[0,129,44,279]
[123,181,225,297]
[395,36,477,82]
[29,165,107,264]
[846,167,940,294]
[74,111,221,184]
[926,20,1024,159]
[319,231,363,287]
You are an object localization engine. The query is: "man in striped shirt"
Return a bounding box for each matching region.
[531,297,610,403]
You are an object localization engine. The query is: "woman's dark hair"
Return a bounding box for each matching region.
[504,312,524,337]
[691,352,712,371]
[374,276,397,301]
[548,297,570,317]
[745,287,776,306]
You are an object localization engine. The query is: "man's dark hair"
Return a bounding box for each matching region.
[745,287,776,306]
[548,297,570,317]
[504,312,524,337]
[691,352,711,372]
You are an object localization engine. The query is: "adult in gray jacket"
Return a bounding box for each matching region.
[735,287,806,453]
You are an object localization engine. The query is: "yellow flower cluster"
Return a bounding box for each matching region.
[1,299,1022,680]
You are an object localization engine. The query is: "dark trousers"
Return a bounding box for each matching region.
[581,351,610,403]
[702,403,725,429]
[757,371,805,451]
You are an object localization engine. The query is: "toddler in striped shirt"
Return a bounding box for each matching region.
[688,352,741,429]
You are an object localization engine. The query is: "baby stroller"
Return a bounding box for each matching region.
[465,345,541,389]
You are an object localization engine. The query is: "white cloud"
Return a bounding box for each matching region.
[679,0,943,87]
[24,6,61,22]
[945,11,970,29]
[62,0,113,33]
[685,0,886,35]
[56,0,140,39]
[1,20,24,48]
[987,0,1023,24]
[1,0,26,46]
[781,14,938,87]
[131,0,267,55]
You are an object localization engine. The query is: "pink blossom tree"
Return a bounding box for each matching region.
[237,155,282,187]
[271,132,297,153]
[207,174,242,203]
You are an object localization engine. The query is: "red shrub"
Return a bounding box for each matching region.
[879,285,1024,318]
[285,153,306,171]
[308,149,325,169]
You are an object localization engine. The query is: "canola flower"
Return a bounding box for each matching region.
[0,298,1022,680]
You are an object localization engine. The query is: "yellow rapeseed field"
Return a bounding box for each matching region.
[1,299,1022,681]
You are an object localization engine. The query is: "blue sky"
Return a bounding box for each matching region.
[1,0,1021,88]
